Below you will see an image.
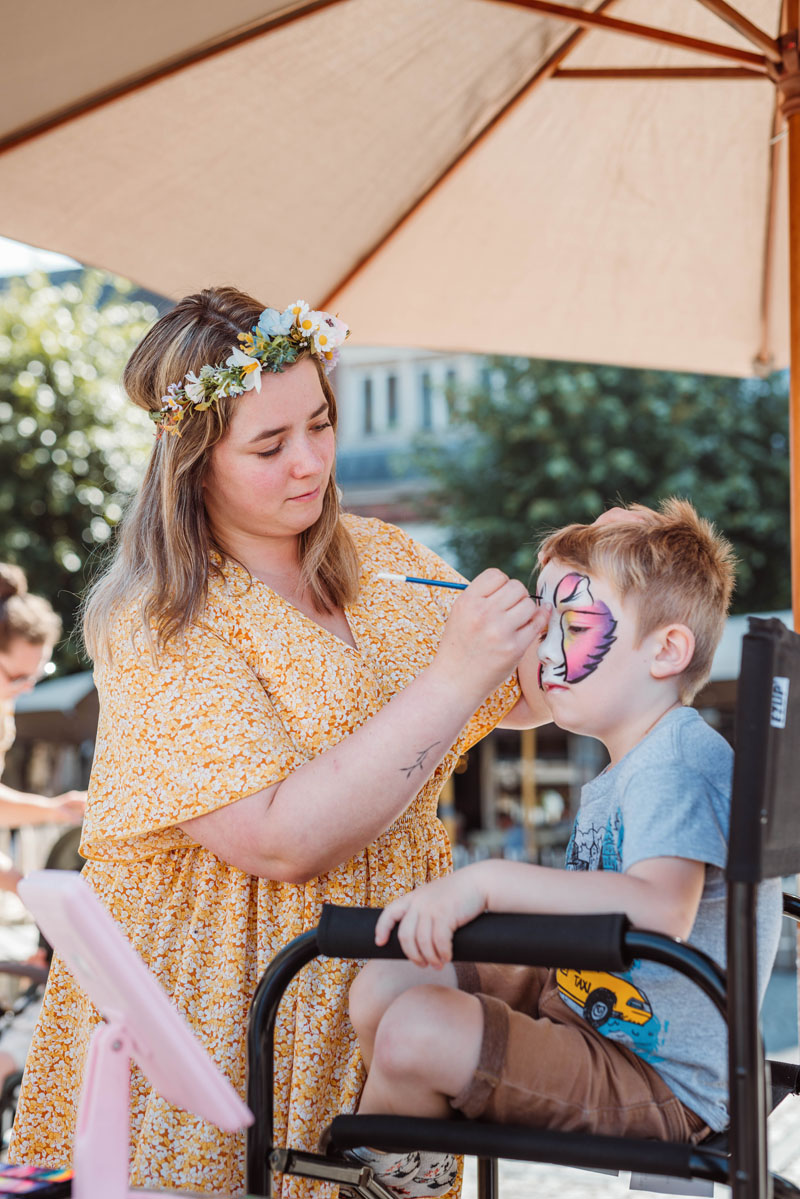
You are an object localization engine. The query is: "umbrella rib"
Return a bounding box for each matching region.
[492,0,768,69]
[693,1,781,61]
[756,95,784,374]
[320,0,620,310]
[553,66,768,78]
[0,0,348,157]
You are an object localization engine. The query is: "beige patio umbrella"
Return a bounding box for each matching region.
[1,1,799,617]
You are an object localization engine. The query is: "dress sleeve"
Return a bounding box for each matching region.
[399,531,522,750]
[85,617,307,845]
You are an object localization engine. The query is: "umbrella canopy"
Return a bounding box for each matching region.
[2,0,798,611]
[0,1,786,373]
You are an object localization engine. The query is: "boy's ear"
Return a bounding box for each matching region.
[649,624,695,680]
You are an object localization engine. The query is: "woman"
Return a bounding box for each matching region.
[10,288,548,1197]
[0,563,86,888]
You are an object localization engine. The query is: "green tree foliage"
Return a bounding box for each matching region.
[0,272,158,670]
[416,358,790,613]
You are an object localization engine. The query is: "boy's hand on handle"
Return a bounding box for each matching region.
[374,868,487,969]
[432,569,545,703]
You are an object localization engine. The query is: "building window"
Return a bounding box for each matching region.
[387,375,399,428]
[420,371,433,430]
[445,368,458,421]
[363,377,373,435]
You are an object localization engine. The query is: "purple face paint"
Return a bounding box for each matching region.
[540,572,617,684]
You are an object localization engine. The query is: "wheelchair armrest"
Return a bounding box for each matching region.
[317,905,632,971]
[783,892,800,922]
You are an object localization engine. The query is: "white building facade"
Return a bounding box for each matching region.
[333,345,486,556]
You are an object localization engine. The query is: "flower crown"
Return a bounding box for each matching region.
[152,300,349,435]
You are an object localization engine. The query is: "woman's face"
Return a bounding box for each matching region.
[203,358,336,549]
[0,638,51,701]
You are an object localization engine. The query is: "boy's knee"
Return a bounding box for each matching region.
[349,960,395,1038]
[349,958,448,1039]
[371,986,460,1082]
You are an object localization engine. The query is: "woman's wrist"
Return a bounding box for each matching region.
[420,659,492,725]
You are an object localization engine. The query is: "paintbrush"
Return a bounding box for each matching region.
[376,571,467,591]
[376,571,540,601]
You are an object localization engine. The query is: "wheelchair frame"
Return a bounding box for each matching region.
[245,617,800,1199]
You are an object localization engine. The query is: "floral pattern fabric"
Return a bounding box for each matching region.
[10,516,519,1197]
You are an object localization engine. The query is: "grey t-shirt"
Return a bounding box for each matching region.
[560,705,782,1131]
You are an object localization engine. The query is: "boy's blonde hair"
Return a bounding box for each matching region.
[538,499,736,703]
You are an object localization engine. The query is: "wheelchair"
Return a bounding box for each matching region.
[245,616,800,1199]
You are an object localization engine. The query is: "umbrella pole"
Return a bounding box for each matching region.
[779,15,800,631]
[788,105,800,632]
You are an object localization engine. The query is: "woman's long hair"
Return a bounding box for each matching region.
[83,287,360,661]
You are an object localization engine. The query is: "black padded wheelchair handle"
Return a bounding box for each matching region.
[317,905,632,971]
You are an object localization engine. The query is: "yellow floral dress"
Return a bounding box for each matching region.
[10,516,519,1196]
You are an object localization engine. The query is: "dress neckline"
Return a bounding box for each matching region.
[213,552,363,653]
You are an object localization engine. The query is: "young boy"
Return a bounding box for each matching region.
[347,499,783,1197]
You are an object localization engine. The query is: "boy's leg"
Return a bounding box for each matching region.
[348,967,551,1198]
[359,965,699,1140]
[453,970,699,1142]
[349,986,480,1198]
[349,959,458,1069]
[359,984,483,1119]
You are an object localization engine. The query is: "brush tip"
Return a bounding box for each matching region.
[376,572,406,582]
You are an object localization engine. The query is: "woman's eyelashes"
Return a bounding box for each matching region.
[256,420,332,458]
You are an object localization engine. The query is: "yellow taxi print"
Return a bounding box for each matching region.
[556,968,653,1029]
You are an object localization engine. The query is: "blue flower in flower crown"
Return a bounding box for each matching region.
[257,307,295,338]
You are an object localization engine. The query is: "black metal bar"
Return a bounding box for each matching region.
[783,892,800,921]
[318,905,631,972]
[323,1113,729,1183]
[246,929,320,1198]
[727,881,767,1199]
[624,931,727,1019]
[477,1157,498,1199]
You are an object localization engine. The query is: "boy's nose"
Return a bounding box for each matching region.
[537,620,561,664]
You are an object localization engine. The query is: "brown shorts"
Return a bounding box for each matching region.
[452,962,709,1144]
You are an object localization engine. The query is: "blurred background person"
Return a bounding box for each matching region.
[0,563,85,891]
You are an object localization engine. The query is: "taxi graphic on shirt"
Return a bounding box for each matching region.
[563,809,665,1059]
[556,967,653,1030]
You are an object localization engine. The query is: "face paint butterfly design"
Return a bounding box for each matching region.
[539,572,617,685]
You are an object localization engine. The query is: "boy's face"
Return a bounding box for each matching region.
[534,559,657,754]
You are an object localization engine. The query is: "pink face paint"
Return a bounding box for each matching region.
[543,572,617,684]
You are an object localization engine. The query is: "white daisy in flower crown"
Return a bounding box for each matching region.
[152,299,349,435]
